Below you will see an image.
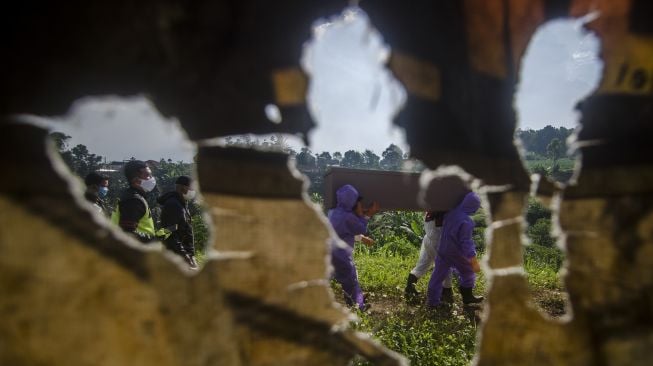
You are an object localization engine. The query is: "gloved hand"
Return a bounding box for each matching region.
[155,224,178,240]
[470,256,481,273]
[364,202,380,217]
[360,235,374,247]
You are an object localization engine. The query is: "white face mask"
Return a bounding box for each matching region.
[139,176,157,192]
[183,189,196,201]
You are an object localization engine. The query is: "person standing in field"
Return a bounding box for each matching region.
[329,184,379,311]
[157,175,199,269]
[84,171,110,216]
[111,160,161,243]
[426,191,484,308]
[404,211,453,304]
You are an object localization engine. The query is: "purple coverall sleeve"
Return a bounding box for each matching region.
[457,220,477,258]
[345,214,368,236]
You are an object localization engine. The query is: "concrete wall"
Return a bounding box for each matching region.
[1,1,652,365]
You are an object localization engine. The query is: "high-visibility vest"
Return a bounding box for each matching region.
[111,195,170,239]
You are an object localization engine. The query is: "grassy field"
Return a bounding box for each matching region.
[523,157,576,175]
[336,245,565,365]
[524,157,575,169]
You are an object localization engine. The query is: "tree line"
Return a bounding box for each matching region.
[224,125,575,194]
[517,125,573,162]
[225,125,573,195]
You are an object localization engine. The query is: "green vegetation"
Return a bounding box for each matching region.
[523,157,575,182]
[338,208,565,365]
[517,125,573,157]
[325,201,563,365]
[347,248,480,366]
[517,125,576,182]
[49,132,210,258]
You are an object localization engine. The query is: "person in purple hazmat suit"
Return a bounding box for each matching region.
[329,184,379,311]
[426,191,484,307]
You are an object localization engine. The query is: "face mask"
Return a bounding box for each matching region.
[98,186,109,198]
[183,189,196,201]
[140,177,157,192]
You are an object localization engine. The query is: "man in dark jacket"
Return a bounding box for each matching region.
[158,175,198,269]
[111,160,161,243]
[84,171,109,216]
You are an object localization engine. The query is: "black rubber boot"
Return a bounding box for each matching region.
[360,300,371,313]
[404,273,420,302]
[441,287,454,303]
[185,254,199,269]
[459,286,484,305]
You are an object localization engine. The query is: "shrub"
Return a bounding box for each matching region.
[191,211,211,255]
[523,244,564,290]
[472,227,486,253]
[368,211,425,248]
[310,192,323,206]
[471,209,487,228]
[527,218,556,247]
[530,163,550,177]
[379,237,418,257]
[526,198,551,226]
[524,244,563,271]
[551,167,574,183]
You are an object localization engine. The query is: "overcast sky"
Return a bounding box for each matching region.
[515,17,602,131]
[36,8,601,162]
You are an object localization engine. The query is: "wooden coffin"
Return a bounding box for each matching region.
[323,167,470,211]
